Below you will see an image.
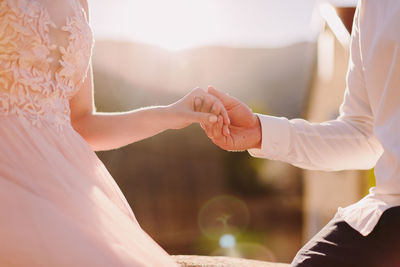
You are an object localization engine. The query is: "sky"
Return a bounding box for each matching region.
[90,0,358,50]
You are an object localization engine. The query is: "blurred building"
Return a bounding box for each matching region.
[302,3,368,242]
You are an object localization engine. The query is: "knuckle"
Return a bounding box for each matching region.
[193,87,203,95]
[209,95,218,103]
[198,87,206,94]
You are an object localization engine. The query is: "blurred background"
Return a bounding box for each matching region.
[90,0,366,263]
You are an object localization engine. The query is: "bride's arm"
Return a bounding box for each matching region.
[70,1,229,151]
[69,64,229,151]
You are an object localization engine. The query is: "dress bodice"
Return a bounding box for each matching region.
[0,0,94,129]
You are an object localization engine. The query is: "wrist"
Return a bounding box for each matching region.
[148,105,175,132]
[163,104,188,130]
[250,114,262,149]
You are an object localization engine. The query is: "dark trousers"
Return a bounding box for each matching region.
[291,206,400,267]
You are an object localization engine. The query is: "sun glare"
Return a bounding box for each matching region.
[123,0,220,51]
[319,3,350,48]
[92,0,318,50]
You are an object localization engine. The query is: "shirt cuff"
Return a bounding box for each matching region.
[248,114,291,160]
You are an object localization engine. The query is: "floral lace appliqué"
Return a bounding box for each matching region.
[0,0,94,130]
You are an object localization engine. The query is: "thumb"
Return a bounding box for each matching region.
[188,111,218,124]
[207,86,238,109]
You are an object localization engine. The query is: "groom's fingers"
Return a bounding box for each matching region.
[207,86,238,109]
[218,102,230,126]
[223,125,230,136]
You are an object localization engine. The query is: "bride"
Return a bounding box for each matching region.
[0,0,230,265]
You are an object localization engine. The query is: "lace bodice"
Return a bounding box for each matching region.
[0,0,94,129]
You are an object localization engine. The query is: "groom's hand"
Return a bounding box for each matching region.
[195,86,262,151]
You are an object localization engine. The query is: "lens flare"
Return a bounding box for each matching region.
[198,195,250,238]
[219,234,236,248]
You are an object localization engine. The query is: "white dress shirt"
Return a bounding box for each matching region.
[249,0,400,236]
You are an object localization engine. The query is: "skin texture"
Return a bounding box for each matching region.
[196,87,262,151]
[69,1,230,151]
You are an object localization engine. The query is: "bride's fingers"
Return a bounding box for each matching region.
[193,95,211,131]
[211,102,221,116]
[200,95,214,114]
[205,103,222,134]
[188,111,217,126]
[198,106,214,135]
[211,115,224,139]
[204,116,225,142]
[208,96,230,126]
[192,89,229,124]
[192,90,230,131]
[194,97,202,112]
[194,97,217,136]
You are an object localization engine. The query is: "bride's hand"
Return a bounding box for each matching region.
[167,87,230,131]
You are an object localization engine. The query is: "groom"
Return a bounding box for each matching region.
[195,83,400,267]
[194,1,400,266]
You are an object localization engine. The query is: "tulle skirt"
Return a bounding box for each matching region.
[0,115,178,266]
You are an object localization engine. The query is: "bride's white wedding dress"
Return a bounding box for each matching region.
[0,0,178,265]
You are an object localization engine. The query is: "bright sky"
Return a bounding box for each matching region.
[90,0,358,50]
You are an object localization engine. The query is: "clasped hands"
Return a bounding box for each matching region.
[169,86,262,151]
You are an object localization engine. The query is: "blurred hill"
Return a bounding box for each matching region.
[93,41,316,117]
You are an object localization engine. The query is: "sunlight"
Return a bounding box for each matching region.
[157,40,197,51]
[319,3,351,48]
[328,0,358,6]
[92,0,318,49]
[318,31,335,82]
[127,0,218,51]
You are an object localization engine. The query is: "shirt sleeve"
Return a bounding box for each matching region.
[248,4,383,171]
